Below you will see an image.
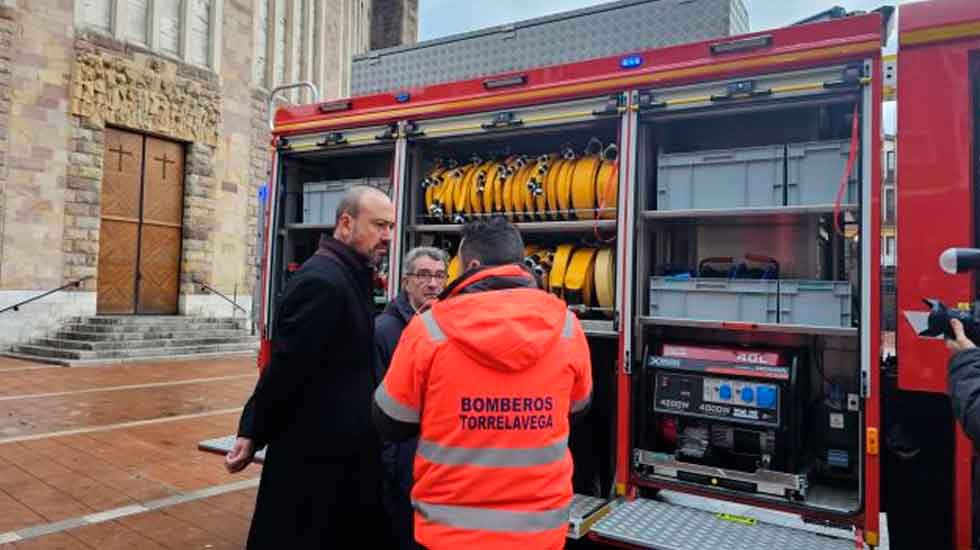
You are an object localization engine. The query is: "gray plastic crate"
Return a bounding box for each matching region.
[786,140,858,206]
[649,277,778,323]
[656,145,784,210]
[302,180,352,225]
[778,280,852,328]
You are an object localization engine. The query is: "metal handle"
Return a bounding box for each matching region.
[701,153,734,162]
[797,283,833,292]
[268,81,321,130]
[695,282,728,289]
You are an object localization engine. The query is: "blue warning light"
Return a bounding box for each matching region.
[395,92,411,103]
[620,55,643,69]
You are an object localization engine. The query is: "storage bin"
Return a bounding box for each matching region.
[778,280,852,328]
[303,180,354,224]
[656,145,784,210]
[786,140,858,206]
[648,277,779,323]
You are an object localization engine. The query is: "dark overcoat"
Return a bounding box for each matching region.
[238,236,384,549]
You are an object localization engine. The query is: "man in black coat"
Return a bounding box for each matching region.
[948,318,980,444]
[946,318,980,548]
[374,246,448,550]
[225,185,395,549]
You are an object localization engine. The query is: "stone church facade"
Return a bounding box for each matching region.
[0,0,417,347]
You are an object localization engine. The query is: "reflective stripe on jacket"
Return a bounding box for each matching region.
[375,264,592,550]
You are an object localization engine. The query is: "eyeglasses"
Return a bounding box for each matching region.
[408,270,448,282]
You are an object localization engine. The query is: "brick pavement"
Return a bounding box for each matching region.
[0,357,252,397]
[0,356,261,549]
[0,355,611,549]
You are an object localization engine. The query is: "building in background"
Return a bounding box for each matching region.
[881,134,896,267]
[0,0,417,350]
[882,133,896,334]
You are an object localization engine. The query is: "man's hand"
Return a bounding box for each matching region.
[947,319,977,352]
[225,437,256,473]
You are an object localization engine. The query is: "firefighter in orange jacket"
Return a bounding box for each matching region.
[373,216,592,550]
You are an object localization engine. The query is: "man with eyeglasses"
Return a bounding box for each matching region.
[375,246,449,550]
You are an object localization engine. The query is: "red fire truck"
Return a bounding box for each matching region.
[893,1,980,548]
[254,1,980,547]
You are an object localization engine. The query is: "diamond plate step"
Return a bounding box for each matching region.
[568,494,612,539]
[591,498,857,550]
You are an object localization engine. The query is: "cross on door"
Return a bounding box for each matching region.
[108,143,133,171]
[154,153,176,181]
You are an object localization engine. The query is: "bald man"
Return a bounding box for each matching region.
[229,185,396,549]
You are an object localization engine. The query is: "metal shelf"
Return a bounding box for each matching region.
[638,316,857,337]
[410,219,617,234]
[580,319,617,338]
[640,204,858,227]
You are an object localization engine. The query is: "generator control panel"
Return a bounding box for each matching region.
[649,344,793,430]
[655,372,782,428]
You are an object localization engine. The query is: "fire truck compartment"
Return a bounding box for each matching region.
[631,68,865,518]
[270,145,395,313]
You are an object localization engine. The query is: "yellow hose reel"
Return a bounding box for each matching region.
[419,139,619,224]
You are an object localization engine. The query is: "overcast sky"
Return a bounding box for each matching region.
[418,0,911,131]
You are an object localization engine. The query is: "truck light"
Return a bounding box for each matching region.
[620,55,643,69]
[395,92,411,103]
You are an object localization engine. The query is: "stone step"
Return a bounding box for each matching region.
[53,328,249,342]
[2,349,258,368]
[33,336,258,351]
[61,320,247,334]
[72,316,249,326]
[11,341,259,361]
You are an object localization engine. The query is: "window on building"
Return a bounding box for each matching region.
[74,0,222,70]
[884,186,896,225]
[255,0,370,99]
[882,235,896,266]
[254,0,269,83]
[126,0,150,45]
[79,0,113,34]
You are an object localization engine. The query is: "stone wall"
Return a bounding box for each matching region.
[0,1,74,291]
[250,89,269,293]
[0,0,419,343]
[70,33,221,147]
[0,290,95,348]
[0,8,13,284]
[210,0,258,298]
[370,0,418,51]
[181,143,217,296]
[64,33,226,300]
[62,117,103,290]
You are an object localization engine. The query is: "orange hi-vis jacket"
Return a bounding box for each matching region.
[374,264,593,550]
